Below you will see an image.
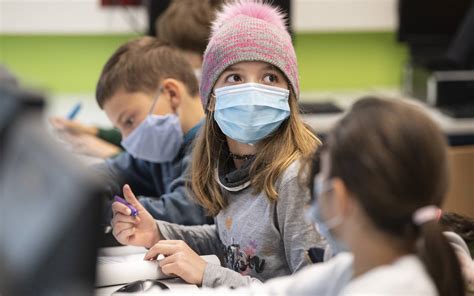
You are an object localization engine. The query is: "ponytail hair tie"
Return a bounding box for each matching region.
[412,205,442,226]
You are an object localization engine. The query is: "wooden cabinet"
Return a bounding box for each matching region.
[443,145,474,218]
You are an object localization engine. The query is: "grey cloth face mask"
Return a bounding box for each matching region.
[121,91,183,163]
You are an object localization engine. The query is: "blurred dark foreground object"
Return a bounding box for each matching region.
[0,83,106,296]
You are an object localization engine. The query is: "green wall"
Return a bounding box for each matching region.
[0,34,137,93]
[0,32,407,94]
[295,32,407,91]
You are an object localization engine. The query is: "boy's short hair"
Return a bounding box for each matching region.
[96,36,199,109]
[155,0,225,55]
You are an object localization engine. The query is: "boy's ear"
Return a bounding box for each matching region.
[161,79,182,110]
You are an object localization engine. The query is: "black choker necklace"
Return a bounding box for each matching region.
[229,152,255,161]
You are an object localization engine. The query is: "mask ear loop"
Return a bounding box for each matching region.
[207,93,216,113]
[312,176,342,229]
[147,86,163,115]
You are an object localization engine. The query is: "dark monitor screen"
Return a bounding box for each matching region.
[149,0,292,38]
[0,86,104,295]
[398,0,472,45]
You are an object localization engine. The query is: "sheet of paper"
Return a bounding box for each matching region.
[96,254,169,287]
[96,247,221,287]
[98,246,148,257]
[97,253,146,264]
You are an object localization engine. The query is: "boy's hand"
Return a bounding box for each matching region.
[61,133,121,159]
[49,117,98,136]
[111,184,160,248]
[144,240,207,285]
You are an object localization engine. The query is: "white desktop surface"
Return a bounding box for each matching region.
[95,246,200,295]
[301,96,474,135]
[46,92,474,137]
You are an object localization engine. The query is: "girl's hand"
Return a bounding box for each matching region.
[144,240,207,285]
[111,184,160,248]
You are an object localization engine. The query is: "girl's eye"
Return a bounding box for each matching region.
[263,73,278,84]
[225,74,242,83]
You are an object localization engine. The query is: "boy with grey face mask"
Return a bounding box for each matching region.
[93,37,209,226]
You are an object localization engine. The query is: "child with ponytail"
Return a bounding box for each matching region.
[301,97,465,295]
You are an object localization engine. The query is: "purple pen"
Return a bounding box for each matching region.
[114,195,138,217]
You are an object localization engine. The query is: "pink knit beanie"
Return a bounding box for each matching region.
[200,0,299,107]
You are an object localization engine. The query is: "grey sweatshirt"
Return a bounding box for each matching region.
[157,160,324,288]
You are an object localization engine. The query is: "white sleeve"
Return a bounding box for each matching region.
[166,253,354,296]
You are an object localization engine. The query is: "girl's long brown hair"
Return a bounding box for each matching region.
[318,97,465,296]
[190,90,320,216]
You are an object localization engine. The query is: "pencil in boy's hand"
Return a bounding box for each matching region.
[66,102,82,120]
[114,195,138,217]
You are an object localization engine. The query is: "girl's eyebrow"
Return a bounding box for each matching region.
[223,65,243,72]
[222,64,280,75]
[264,64,279,71]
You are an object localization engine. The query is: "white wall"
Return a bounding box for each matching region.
[293,0,397,32]
[0,0,397,34]
[0,0,148,34]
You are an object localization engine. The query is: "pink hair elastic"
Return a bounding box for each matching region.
[412,205,442,226]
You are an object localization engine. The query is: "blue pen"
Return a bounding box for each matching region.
[114,195,138,217]
[66,102,82,120]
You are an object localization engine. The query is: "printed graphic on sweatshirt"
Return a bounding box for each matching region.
[223,239,266,275]
[225,216,233,230]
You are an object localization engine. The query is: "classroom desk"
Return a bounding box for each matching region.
[95,246,201,295]
[302,98,474,140]
[301,97,474,218]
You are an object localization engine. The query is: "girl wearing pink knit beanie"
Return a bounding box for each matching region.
[111,0,324,288]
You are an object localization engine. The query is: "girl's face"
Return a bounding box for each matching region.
[210,61,291,151]
[213,61,289,90]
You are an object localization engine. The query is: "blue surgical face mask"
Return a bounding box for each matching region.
[213,83,290,144]
[306,176,349,256]
[121,92,183,163]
